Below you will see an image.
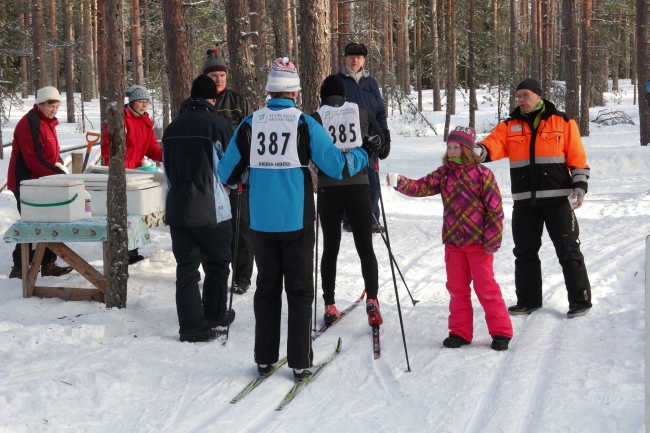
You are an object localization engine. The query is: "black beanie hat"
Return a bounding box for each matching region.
[516,78,543,96]
[191,74,218,100]
[344,42,368,57]
[320,75,346,102]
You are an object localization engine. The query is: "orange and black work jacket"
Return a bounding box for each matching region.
[478,100,590,206]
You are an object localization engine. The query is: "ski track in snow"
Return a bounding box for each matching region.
[0,85,647,431]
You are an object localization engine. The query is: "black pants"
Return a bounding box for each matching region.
[318,184,379,304]
[229,189,254,285]
[170,222,232,334]
[512,202,592,309]
[251,226,314,369]
[12,193,56,268]
[344,157,380,224]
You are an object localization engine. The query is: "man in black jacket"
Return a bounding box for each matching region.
[337,42,391,233]
[163,75,235,343]
[201,48,255,295]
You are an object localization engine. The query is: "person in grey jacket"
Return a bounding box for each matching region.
[163,75,234,343]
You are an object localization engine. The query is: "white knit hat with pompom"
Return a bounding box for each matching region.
[265,57,301,92]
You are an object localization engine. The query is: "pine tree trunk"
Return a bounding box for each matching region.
[284,0,293,55]
[402,0,410,94]
[432,0,441,111]
[97,0,108,125]
[509,0,517,111]
[20,13,29,98]
[448,0,456,115]
[160,5,170,128]
[338,0,349,68]
[562,0,579,119]
[530,0,539,80]
[64,0,74,122]
[250,0,267,100]
[491,0,498,88]
[130,0,143,85]
[299,0,330,113]
[143,0,149,80]
[579,0,591,136]
[330,0,338,73]
[468,0,476,127]
[160,0,192,117]
[636,0,650,146]
[105,0,128,309]
[225,0,261,107]
[415,0,422,111]
[81,0,97,101]
[612,11,621,91]
[49,0,58,89]
[32,0,47,90]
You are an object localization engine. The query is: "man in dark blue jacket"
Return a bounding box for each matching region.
[337,42,391,233]
[163,75,234,343]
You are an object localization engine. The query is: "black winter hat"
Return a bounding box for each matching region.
[344,42,368,57]
[320,75,346,103]
[516,78,543,96]
[191,74,218,100]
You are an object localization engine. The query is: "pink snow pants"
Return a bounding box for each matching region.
[444,243,513,342]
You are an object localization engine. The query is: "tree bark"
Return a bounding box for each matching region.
[530,0,539,80]
[509,0,517,111]
[105,0,128,309]
[143,0,149,80]
[160,0,192,117]
[250,0,267,96]
[415,0,422,111]
[81,0,97,101]
[636,0,650,146]
[330,0,338,73]
[49,0,58,89]
[130,0,143,85]
[337,0,349,69]
[579,0,591,136]
[64,0,74,122]
[32,0,47,90]
[284,0,293,55]
[299,0,330,113]
[432,0,441,110]
[225,0,261,108]
[448,0,456,115]
[20,13,29,98]
[97,0,108,125]
[562,0,579,119]
[468,0,477,127]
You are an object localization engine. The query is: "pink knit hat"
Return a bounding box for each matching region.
[447,126,476,150]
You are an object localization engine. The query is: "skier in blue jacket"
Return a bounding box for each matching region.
[218,57,381,381]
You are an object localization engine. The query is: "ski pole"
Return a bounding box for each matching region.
[371,213,420,306]
[225,182,243,341]
[375,160,411,372]
[314,192,320,332]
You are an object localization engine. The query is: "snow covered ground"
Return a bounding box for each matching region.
[0,83,647,432]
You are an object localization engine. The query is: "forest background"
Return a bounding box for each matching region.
[0,0,649,302]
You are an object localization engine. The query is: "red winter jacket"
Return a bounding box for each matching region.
[7,105,65,194]
[101,106,162,169]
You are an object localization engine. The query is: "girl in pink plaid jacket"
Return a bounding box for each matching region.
[389,126,513,351]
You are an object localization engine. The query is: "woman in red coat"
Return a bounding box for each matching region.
[7,86,73,278]
[101,85,162,264]
[101,85,162,168]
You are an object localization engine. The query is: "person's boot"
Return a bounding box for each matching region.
[443,334,471,348]
[366,299,383,326]
[490,336,511,351]
[40,262,73,277]
[179,326,218,343]
[507,304,541,316]
[324,304,341,325]
[206,309,236,328]
[230,281,250,295]
[293,368,314,382]
[9,266,22,279]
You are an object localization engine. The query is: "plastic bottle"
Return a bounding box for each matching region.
[82,188,92,217]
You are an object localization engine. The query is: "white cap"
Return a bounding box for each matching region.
[265,57,301,92]
[35,86,62,104]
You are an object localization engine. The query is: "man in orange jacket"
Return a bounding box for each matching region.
[477,78,592,319]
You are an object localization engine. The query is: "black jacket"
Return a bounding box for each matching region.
[163,98,234,226]
[180,88,252,133]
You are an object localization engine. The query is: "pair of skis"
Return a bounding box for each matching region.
[230,290,379,409]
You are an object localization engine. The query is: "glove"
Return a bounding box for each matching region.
[571,187,585,209]
[55,162,69,174]
[361,135,382,156]
[379,129,391,160]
